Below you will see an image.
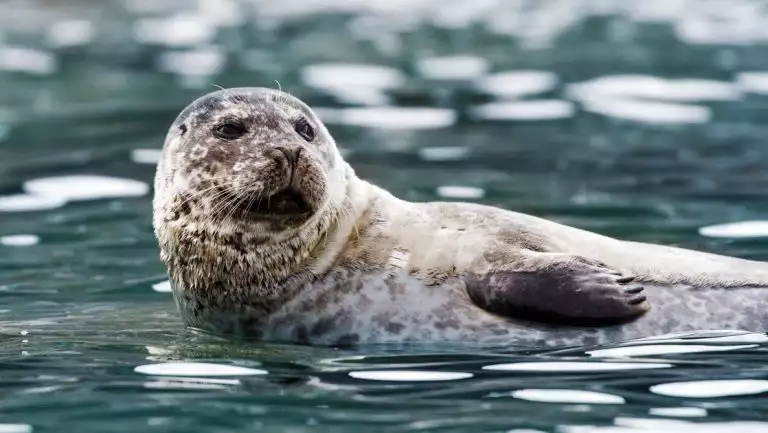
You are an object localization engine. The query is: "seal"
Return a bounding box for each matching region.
[153,87,768,347]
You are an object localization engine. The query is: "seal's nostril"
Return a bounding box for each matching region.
[277,147,302,166]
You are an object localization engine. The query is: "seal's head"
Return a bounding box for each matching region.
[153,87,348,238]
[153,87,363,332]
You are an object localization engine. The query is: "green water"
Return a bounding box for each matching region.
[4,1,768,431]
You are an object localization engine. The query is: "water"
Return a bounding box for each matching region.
[3,0,768,431]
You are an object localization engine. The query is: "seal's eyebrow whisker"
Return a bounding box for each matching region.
[274,80,284,102]
[271,82,291,108]
[212,83,237,104]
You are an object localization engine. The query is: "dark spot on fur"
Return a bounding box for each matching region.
[179,200,191,216]
[385,321,405,334]
[310,316,337,337]
[580,334,599,346]
[434,317,460,330]
[491,327,508,336]
[295,325,309,344]
[496,229,549,253]
[334,334,360,346]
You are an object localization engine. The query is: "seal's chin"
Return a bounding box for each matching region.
[237,187,312,217]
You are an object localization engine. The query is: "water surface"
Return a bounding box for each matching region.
[3,1,768,431]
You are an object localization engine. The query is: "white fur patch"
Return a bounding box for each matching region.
[189,145,208,160]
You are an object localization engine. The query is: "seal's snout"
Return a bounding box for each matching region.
[231,145,316,218]
[270,145,303,187]
[276,146,302,168]
[237,186,311,216]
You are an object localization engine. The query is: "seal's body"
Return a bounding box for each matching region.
[153,87,768,347]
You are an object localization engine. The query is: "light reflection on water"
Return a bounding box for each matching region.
[2,0,768,431]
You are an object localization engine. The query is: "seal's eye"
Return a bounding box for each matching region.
[214,123,246,139]
[295,119,315,142]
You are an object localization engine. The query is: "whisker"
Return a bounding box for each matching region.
[243,190,262,215]
[274,80,283,103]
[209,186,238,224]
[223,188,250,224]
[167,173,262,211]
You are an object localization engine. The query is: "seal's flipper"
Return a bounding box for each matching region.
[464,256,649,326]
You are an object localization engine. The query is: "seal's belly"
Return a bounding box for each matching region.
[173,275,768,347]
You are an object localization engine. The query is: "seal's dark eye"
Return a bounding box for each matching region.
[214,123,246,139]
[295,119,315,142]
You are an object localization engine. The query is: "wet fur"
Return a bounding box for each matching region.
[153,87,768,347]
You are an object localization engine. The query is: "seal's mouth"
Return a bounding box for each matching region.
[237,187,311,216]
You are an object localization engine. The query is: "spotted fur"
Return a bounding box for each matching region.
[153,87,768,347]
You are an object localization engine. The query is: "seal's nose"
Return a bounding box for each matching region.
[277,146,302,167]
